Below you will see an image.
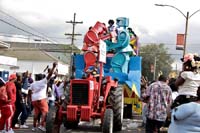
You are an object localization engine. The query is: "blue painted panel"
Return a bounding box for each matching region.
[129,56,142,71]
[127,70,141,96]
[104,72,128,84]
[74,54,85,69]
[104,57,112,73]
[74,54,85,78]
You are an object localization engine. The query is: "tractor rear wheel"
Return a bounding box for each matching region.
[109,85,124,131]
[46,106,57,133]
[102,108,113,133]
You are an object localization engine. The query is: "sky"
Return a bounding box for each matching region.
[0,0,200,69]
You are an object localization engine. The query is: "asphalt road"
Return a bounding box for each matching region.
[60,119,145,133]
[14,114,145,133]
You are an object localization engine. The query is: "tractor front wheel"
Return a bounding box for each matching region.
[102,108,113,133]
[109,85,124,131]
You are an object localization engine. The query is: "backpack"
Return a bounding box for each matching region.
[0,86,8,102]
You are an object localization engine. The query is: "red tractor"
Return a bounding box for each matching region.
[56,20,124,133]
[58,56,124,132]
[63,62,124,132]
[46,17,142,133]
[63,22,124,133]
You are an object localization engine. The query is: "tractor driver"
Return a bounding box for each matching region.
[86,61,102,82]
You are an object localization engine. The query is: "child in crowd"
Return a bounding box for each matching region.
[108,19,118,43]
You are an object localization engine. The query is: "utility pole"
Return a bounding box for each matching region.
[155,4,200,58]
[183,12,189,58]
[65,13,83,77]
[153,56,157,80]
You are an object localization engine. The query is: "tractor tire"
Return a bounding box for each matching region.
[102,108,114,133]
[46,106,57,133]
[109,85,124,131]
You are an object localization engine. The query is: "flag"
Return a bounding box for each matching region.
[176,34,185,50]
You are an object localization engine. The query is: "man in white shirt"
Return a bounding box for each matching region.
[29,62,57,132]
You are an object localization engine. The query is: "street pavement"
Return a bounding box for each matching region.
[14,114,167,133]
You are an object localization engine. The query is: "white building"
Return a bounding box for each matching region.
[0,41,80,80]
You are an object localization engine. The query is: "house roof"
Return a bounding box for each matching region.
[0,41,10,49]
[0,41,81,64]
[0,49,57,61]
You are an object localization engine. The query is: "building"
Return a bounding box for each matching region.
[0,41,16,81]
[0,41,80,80]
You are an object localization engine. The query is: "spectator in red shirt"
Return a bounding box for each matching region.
[0,77,9,133]
[6,74,17,104]
[5,73,17,132]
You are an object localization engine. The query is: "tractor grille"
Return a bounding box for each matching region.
[72,83,88,105]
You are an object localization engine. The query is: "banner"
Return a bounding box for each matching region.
[99,40,106,63]
[176,34,185,50]
[57,62,69,75]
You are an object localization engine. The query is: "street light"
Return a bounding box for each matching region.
[155,4,200,58]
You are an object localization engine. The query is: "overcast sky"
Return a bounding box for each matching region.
[0,0,200,69]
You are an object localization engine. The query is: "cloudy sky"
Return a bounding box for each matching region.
[0,0,200,69]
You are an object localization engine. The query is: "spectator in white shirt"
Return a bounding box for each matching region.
[29,62,57,132]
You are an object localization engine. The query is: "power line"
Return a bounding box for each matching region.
[0,10,57,44]
[0,18,51,41]
[0,9,58,43]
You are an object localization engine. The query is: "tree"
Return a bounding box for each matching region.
[139,43,174,82]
